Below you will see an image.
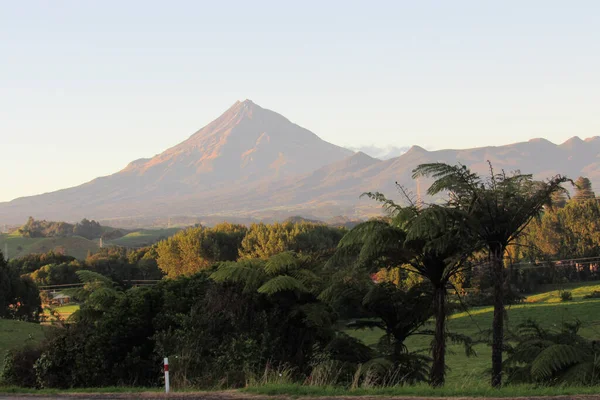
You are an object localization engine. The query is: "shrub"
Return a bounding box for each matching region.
[583,290,600,299]
[559,290,573,302]
[1,345,42,388]
[505,319,600,385]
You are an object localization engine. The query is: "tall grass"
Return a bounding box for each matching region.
[244,382,600,397]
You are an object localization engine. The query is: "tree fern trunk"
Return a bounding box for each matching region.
[491,248,505,388]
[430,284,446,387]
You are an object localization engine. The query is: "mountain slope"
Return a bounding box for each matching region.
[0,100,353,223]
[1,97,599,226]
[215,136,600,220]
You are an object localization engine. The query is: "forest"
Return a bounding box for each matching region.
[2,165,600,394]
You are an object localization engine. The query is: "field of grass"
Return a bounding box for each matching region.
[43,303,80,317]
[0,319,49,371]
[106,228,180,247]
[346,281,600,383]
[0,233,98,260]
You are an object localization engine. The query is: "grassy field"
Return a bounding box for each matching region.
[0,319,49,371]
[0,233,98,260]
[346,281,600,383]
[43,304,80,320]
[105,228,180,247]
[0,227,179,260]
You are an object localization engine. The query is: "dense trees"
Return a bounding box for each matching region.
[9,176,600,391]
[9,251,76,274]
[11,247,163,287]
[5,270,353,388]
[239,222,344,259]
[156,222,344,278]
[0,251,41,322]
[73,218,102,240]
[18,217,104,239]
[156,223,247,277]
[328,187,474,387]
[525,198,600,260]
[573,176,595,202]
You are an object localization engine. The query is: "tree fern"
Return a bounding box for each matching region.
[264,251,299,274]
[210,260,266,292]
[257,275,309,295]
[505,319,599,385]
[531,344,590,380]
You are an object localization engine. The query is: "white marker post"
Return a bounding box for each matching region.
[164,357,170,393]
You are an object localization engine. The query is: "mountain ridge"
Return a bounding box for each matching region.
[1,100,599,226]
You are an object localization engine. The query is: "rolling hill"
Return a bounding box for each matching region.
[1,100,599,226]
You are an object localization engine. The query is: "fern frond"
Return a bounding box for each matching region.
[264,251,298,275]
[75,270,113,286]
[560,361,596,385]
[531,344,591,380]
[257,275,309,295]
[210,261,267,292]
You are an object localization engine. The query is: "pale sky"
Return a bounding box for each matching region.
[1,1,599,202]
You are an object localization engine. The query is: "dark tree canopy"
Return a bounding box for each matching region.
[0,251,41,322]
[573,176,595,202]
[413,162,569,387]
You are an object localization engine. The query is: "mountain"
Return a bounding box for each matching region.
[1,99,599,226]
[249,136,600,219]
[121,99,353,188]
[0,100,353,224]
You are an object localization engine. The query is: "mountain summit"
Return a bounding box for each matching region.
[121,100,352,188]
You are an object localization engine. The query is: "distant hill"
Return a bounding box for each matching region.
[1,100,599,226]
[0,233,99,260]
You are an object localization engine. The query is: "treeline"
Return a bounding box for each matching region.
[9,247,163,287]
[155,222,345,277]
[18,217,104,240]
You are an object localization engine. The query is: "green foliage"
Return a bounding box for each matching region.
[331,186,475,386]
[348,283,433,354]
[583,290,600,299]
[504,319,600,385]
[413,161,570,387]
[27,262,82,286]
[156,223,247,277]
[574,176,595,202]
[240,222,344,260]
[0,251,41,322]
[9,251,76,274]
[18,217,103,239]
[1,345,43,388]
[211,251,322,297]
[525,199,600,260]
[72,219,102,240]
[559,290,573,302]
[10,267,343,389]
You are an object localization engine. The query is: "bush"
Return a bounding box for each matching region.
[1,345,42,388]
[583,290,600,299]
[559,290,573,302]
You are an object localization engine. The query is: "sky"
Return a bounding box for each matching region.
[1,1,599,202]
